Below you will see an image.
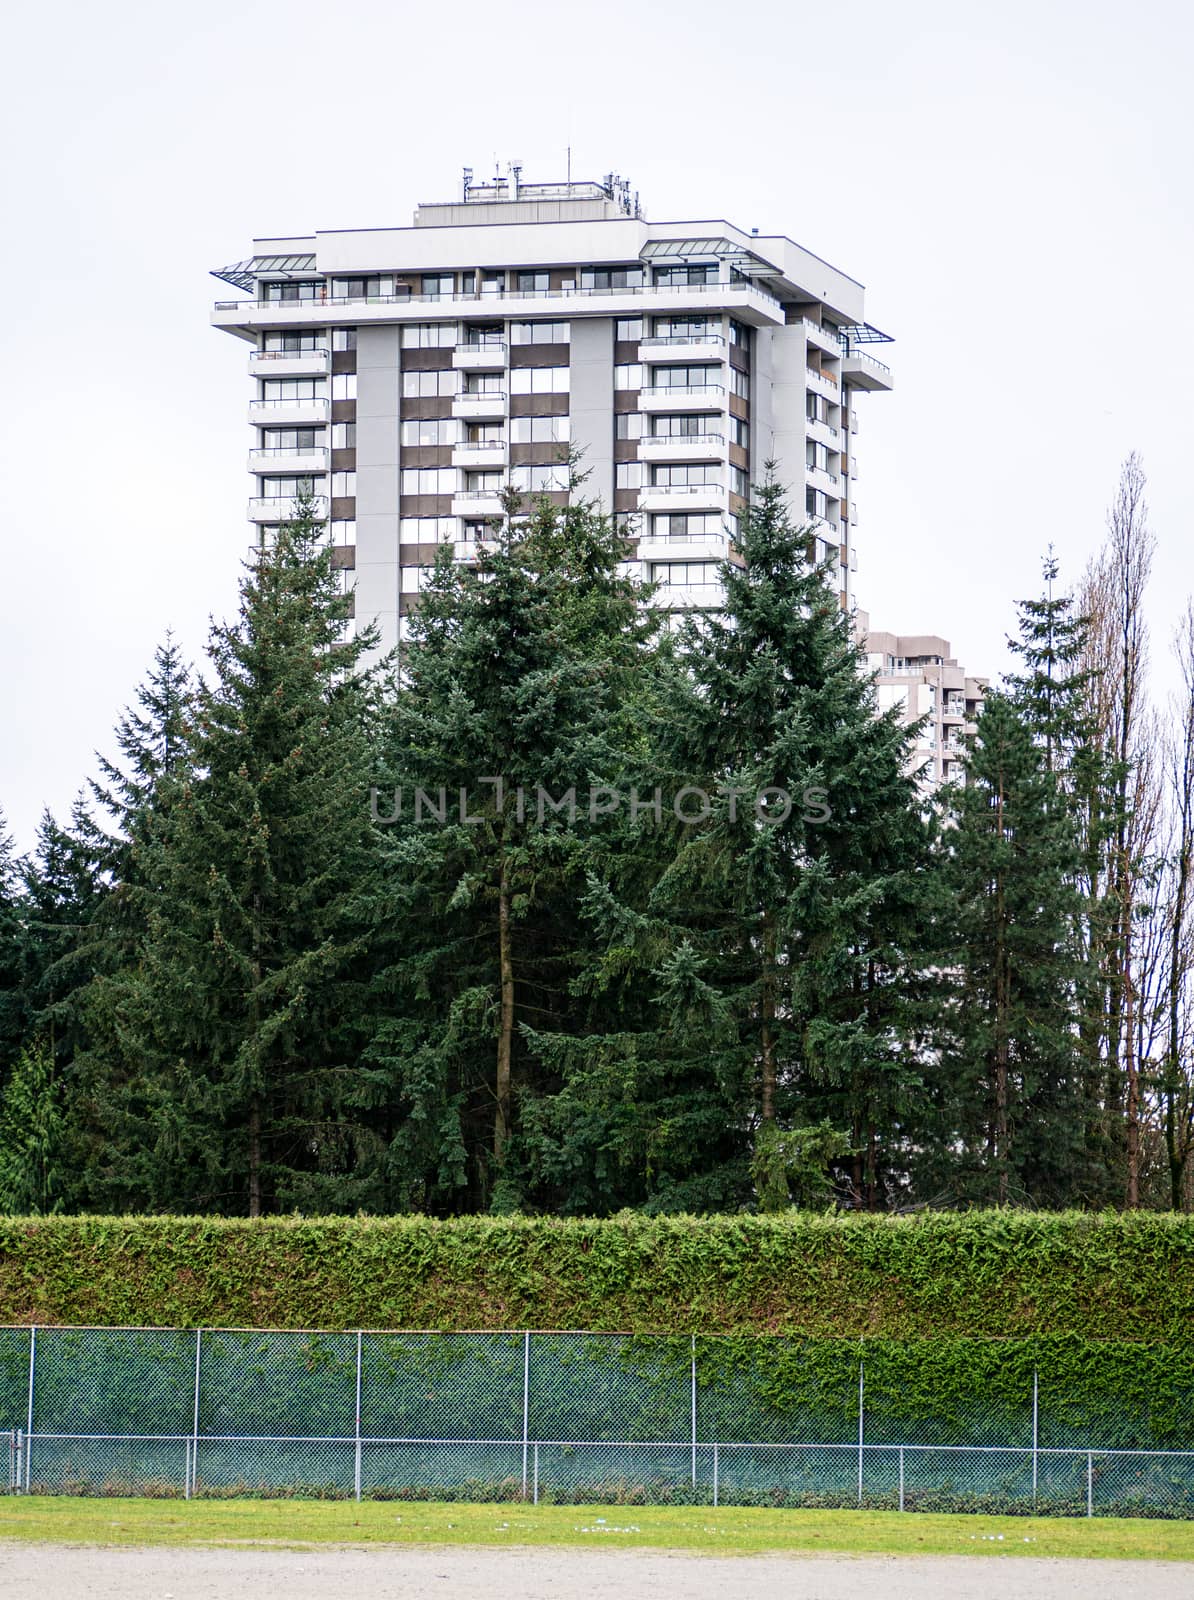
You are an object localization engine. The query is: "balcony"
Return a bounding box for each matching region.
[805,366,840,400]
[840,349,894,391]
[452,391,507,420]
[802,318,842,356]
[248,444,329,475]
[452,490,505,519]
[452,342,507,369]
[639,384,726,413]
[639,531,729,563]
[212,278,786,337]
[248,494,329,523]
[453,441,509,468]
[805,465,841,498]
[638,482,729,514]
[639,432,725,462]
[649,582,727,611]
[249,397,329,427]
[638,334,726,365]
[806,416,840,449]
[453,537,500,563]
[248,348,329,378]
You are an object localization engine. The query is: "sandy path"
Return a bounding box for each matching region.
[0,1544,1188,1600]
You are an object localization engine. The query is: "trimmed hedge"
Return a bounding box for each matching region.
[0,1211,1191,1341]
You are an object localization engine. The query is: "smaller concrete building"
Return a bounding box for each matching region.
[862,621,988,790]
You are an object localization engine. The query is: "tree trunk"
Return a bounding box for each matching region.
[760,912,778,1124]
[248,1097,262,1218]
[495,850,514,1163]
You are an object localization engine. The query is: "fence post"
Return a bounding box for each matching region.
[1032,1370,1039,1508]
[1087,1451,1093,1518]
[522,1331,530,1499]
[690,1335,697,1489]
[183,1437,190,1501]
[712,1442,719,1508]
[899,1446,904,1513]
[533,1442,539,1505]
[191,1328,202,1498]
[24,1326,35,1492]
[354,1330,363,1503]
[857,1361,864,1507]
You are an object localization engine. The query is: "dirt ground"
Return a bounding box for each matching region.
[0,1544,1188,1600]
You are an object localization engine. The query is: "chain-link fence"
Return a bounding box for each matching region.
[0,1325,1190,1516]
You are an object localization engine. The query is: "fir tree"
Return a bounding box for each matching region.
[530,472,932,1211]
[370,480,655,1211]
[0,1037,64,1214]
[96,500,387,1215]
[926,693,1087,1206]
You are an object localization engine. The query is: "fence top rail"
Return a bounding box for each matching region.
[23,1432,1194,1459]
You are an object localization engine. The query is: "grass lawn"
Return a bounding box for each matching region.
[0,1499,1190,1560]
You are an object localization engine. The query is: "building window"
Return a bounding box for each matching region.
[331,373,357,401]
[401,467,457,495]
[260,378,326,401]
[259,427,321,451]
[262,280,324,302]
[729,319,750,348]
[510,321,569,344]
[730,416,750,449]
[615,318,644,341]
[260,475,316,499]
[652,561,722,585]
[400,517,457,542]
[465,470,503,493]
[422,274,455,298]
[616,462,644,490]
[511,464,568,492]
[331,520,356,545]
[332,328,357,352]
[651,513,726,540]
[401,323,457,348]
[331,422,356,448]
[331,471,356,498]
[510,366,569,394]
[464,422,505,444]
[463,373,505,394]
[614,364,644,390]
[515,271,550,293]
[511,416,570,443]
[401,418,459,446]
[730,465,749,498]
[651,414,716,437]
[615,412,644,439]
[652,264,717,287]
[652,464,721,487]
[730,368,750,400]
[263,331,324,352]
[652,365,720,389]
[402,369,460,397]
[580,266,644,290]
[652,316,719,338]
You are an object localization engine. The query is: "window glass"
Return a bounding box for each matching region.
[510,321,569,344]
[511,463,568,491]
[400,517,457,542]
[614,364,644,390]
[510,416,570,443]
[615,412,644,439]
[510,366,569,394]
[615,318,644,341]
[515,272,550,293]
[402,370,460,396]
[401,323,457,348]
[401,418,459,446]
[579,266,644,290]
[401,467,457,495]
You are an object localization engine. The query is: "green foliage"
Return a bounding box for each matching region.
[0,1211,1190,1342]
[0,1037,65,1213]
[751,1121,852,1212]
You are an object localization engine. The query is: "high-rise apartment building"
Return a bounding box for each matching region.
[863,624,988,789]
[212,169,893,653]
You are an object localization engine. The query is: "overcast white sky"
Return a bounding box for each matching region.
[1,0,1191,853]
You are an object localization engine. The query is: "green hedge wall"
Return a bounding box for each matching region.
[0,1211,1191,1341]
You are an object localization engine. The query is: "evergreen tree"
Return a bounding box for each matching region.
[529,473,932,1211]
[925,693,1087,1205]
[0,810,27,1087]
[370,481,655,1212]
[92,501,388,1214]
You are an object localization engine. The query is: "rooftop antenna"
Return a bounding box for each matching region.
[510,160,522,201]
[566,145,571,187]
[462,166,473,202]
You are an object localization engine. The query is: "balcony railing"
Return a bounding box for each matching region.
[639,334,726,347]
[250,397,329,409]
[645,483,725,496]
[214,280,783,314]
[641,432,725,448]
[253,347,329,360]
[456,440,506,451]
[249,446,329,463]
[806,366,839,388]
[458,390,507,401]
[455,342,507,357]
[640,385,725,398]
